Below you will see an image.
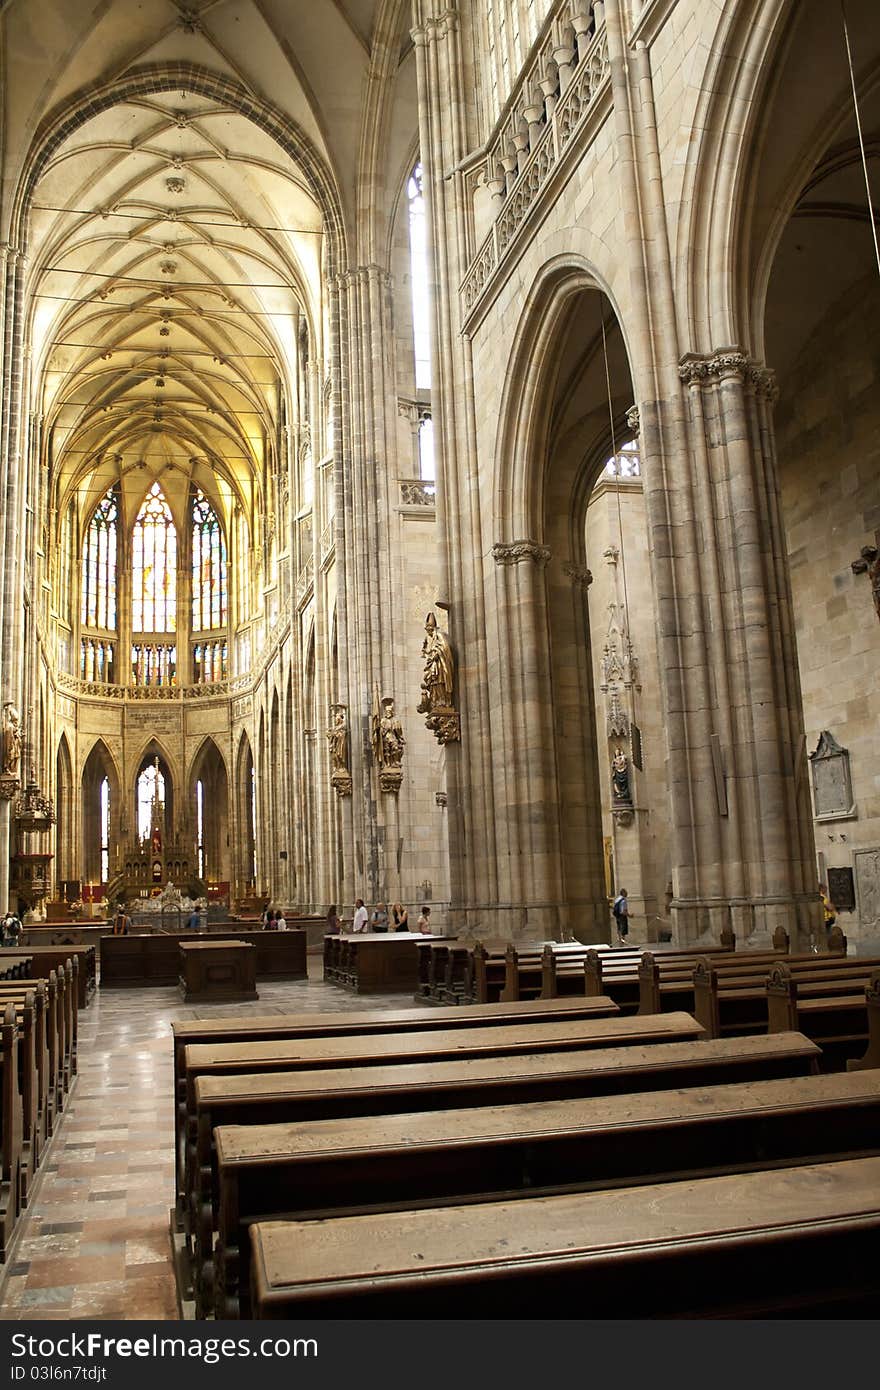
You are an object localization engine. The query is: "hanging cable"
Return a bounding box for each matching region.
[841,0,880,281]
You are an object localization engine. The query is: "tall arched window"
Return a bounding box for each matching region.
[192,489,227,630]
[100,777,110,884]
[59,500,75,624]
[132,483,177,632]
[407,162,432,390]
[137,761,165,843]
[81,489,118,630]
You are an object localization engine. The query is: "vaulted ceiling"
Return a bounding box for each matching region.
[1,0,417,536]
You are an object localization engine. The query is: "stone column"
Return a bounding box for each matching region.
[413,3,498,936]
[331,261,410,909]
[668,350,819,946]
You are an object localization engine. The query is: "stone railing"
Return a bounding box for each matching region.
[55,672,231,702]
[319,518,335,566]
[399,479,436,507]
[462,4,609,319]
[295,554,315,606]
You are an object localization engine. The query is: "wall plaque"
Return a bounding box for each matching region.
[827,867,855,914]
[809,730,854,819]
[854,848,880,930]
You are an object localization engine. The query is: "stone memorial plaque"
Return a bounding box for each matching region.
[854,849,880,931]
[809,731,853,818]
[827,867,855,914]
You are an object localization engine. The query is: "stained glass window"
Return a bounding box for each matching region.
[237,510,250,622]
[132,483,176,632]
[408,163,432,390]
[192,489,227,630]
[137,762,164,843]
[59,501,74,623]
[100,777,110,884]
[81,489,118,630]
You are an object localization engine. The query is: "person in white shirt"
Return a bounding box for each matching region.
[352,897,368,933]
[275,910,287,931]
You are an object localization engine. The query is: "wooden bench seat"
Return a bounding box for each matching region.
[180,1011,706,1204]
[0,987,45,1202]
[0,1003,22,1260]
[182,1028,819,1308]
[544,943,741,1002]
[249,1154,880,1318]
[208,1067,878,1318]
[641,952,880,1020]
[693,958,880,1043]
[767,965,880,1054]
[171,993,622,1200]
[0,966,71,1123]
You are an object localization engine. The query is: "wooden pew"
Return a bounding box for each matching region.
[250,1154,880,1318]
[20,945,95,1009]
[210,1067,879,1318]
[183,1028,818,1312]
[0,985,46,1202]
[171,991,625,1198]
[544,941,739,1002]
[693,957,880,1043]
[0,1003,22,1259]
[848,972,880,1071]
[766,963,880,1058]
[179,1011,707,1241]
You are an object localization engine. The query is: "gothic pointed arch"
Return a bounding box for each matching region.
[55,732,74,888]
[189,736,230,887]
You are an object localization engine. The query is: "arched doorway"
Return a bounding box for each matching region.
[492,269,635,941]
[190,738,229,888]
[81,740,119,890]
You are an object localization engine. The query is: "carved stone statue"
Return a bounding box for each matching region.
[371,689,405,793]
[417,611,460,744]
[611,746,631,804]
[380,699,406,767]
[2,704,22,779]
[326,704,351,796]
[852,544,880,623]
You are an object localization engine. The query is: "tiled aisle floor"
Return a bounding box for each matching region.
[0,964,407,1321]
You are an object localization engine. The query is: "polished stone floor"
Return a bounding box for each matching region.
[0,962,406,1321]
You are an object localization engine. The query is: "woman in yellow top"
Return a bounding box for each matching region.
[819,883,837,943]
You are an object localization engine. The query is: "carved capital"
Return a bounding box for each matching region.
[425,707,460,744]
[0,775,21,802]
[492,539,551,567]
[378,766,403,796]
[678,348,778,402]
[625,404,640,437]
[331,769,352,798]
[562,562,592,589]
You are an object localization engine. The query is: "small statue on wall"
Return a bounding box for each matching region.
[852,543,880,624]
[371,688,405,794]
[1,703,22,785]
[611,746,632,804]
[417,611,460,744]
[326,704,352,797]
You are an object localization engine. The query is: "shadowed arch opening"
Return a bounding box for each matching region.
[493,266,635,939]
[190,738,229,887]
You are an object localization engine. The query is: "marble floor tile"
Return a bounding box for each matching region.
[0,964,411,1320]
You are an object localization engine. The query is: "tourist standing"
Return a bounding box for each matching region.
[352,898,368,933]
[370,902,389,932]
[325,904,340,934]
[392,902,409,932]
[275,909,287,931]
[612,889,629,946]
[417,904,432,934]
[112,904,132,936]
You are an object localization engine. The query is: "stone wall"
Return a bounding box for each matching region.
[776,276,880,940]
